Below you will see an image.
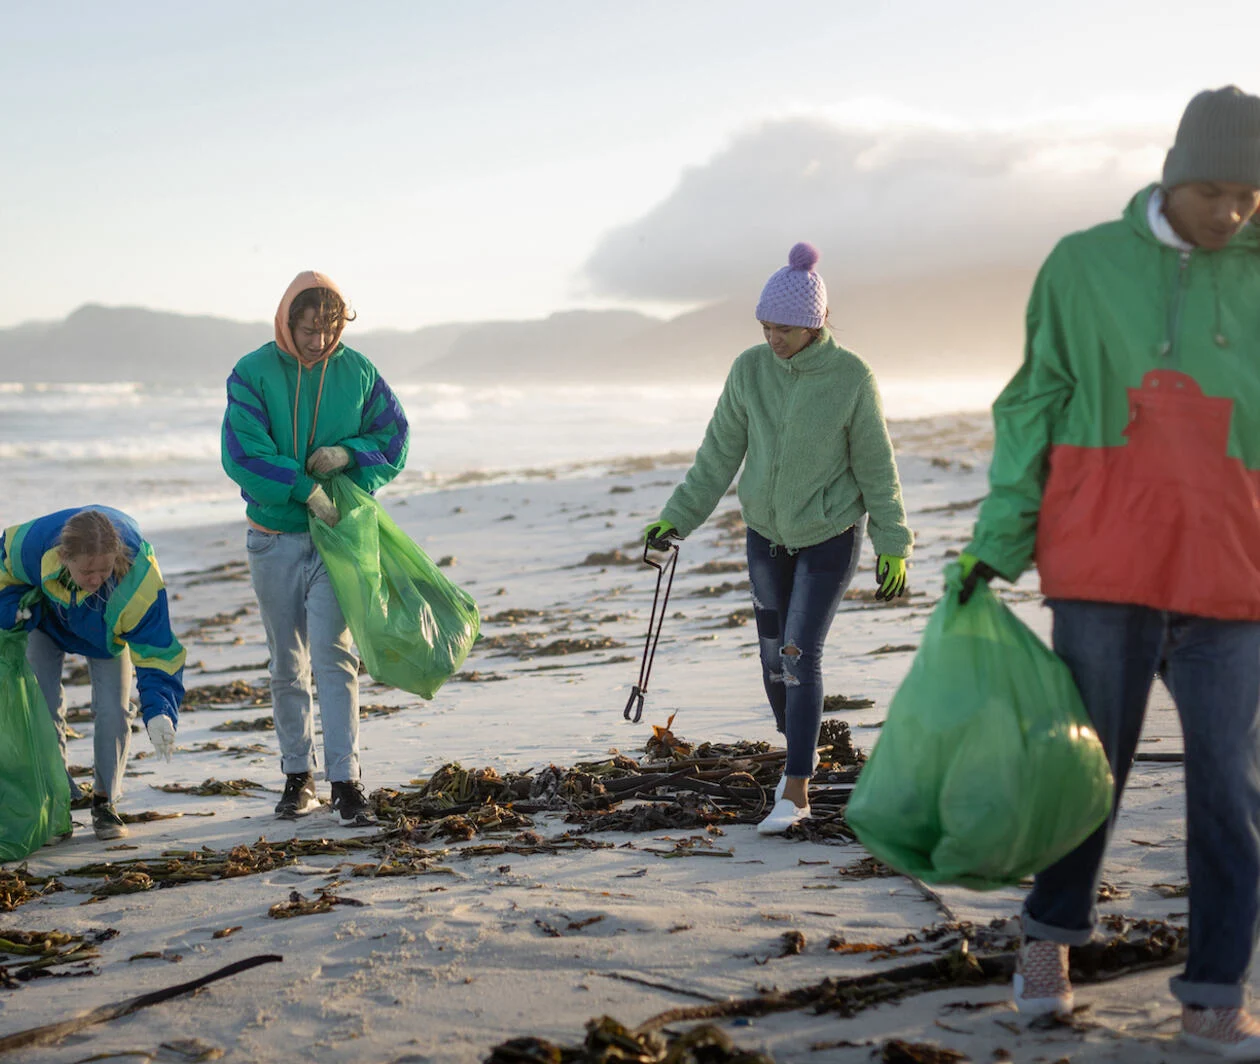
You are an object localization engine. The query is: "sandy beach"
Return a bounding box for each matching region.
[0,414,1218,1063]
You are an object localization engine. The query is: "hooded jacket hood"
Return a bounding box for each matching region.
[274,271,347,366]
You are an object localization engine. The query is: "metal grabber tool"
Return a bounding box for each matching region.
[623,533,679,724]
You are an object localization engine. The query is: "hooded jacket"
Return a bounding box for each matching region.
[968,185,1260,620]
[660,329,913,556]
[221,272,410,532]
[0,507,185,724]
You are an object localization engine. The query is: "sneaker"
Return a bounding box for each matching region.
[757,798,810,835]
[1182,1006,1260,1059]
[275,772,320,819]
[91,797,128,841]
[1013,938,1073,1017]
[330,781,377,826]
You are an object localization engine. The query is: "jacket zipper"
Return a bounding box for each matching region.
[1165,250,1191,366]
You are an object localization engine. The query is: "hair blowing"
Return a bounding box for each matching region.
[57,511,133,580]
[288,287,356,334]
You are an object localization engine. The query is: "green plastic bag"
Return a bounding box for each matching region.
[311,476,480,698]
[845,564,1113,890]
[0,628,72,861]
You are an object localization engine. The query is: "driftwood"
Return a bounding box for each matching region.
[0,954,282,1053]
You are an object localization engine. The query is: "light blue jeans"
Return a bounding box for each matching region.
[246,528,360,783]
[26,628,134,803]
[1023,600,1260,1009]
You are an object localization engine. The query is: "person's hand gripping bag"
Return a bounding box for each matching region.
[310,476,480,698]
[844,563,1113,889]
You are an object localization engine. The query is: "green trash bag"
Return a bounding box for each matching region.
[844,564,1113,890]
[0,628,72,861]
[310,476,480,698]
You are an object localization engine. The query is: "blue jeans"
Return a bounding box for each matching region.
[26,628,134,803]
[247,529,361,783]
[746,522,863,778]
[1023,600,1260,1009]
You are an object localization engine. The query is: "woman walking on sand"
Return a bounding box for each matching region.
[644,243,913,835]
[0,507,185,840]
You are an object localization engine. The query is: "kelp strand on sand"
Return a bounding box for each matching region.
[485,1016,772,1064]
[629,915,1188,1033]
[0,928,117,989]
[0,955,282,1052]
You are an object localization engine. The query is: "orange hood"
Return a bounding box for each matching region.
[274,271,347,365]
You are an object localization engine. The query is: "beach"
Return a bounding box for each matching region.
[0,412,1217,1063]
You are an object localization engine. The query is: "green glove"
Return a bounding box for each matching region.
[643,519,678,550]
[875,555,907,601]
[958,551,998,605]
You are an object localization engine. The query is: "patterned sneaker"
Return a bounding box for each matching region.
[91,797,128,841]
[275,772,320,819]
[1182,1006,1260,1059]
[330,781,377,826]
[1013,938,1073,1017]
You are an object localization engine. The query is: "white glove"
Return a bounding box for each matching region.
[306,446,352,476]
[146,716,176,762]
[306,484,340,528]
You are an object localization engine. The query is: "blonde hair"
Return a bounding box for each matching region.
[57,510,133,581]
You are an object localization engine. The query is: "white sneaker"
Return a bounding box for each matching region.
[757,799,810,835]
[1013,939,1073,1017]
[1182,1006,1260,1060]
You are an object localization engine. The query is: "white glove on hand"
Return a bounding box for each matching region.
[146,716,176,762]
[307,484,340,527]
[306,446,351,476]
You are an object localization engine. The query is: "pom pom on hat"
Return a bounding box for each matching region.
[755,242,828,329]
[787,242,820,271]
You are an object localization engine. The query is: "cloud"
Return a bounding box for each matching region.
[581,116,1168,302]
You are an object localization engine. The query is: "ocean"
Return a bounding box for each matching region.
[0,375,1006,534]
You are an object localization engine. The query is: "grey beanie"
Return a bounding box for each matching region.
[1163,85,1260,189]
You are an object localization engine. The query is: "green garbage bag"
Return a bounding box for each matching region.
[844,564,1113,890]
[310,476,480,698]
[0,628,72,861]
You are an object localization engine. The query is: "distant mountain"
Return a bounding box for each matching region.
[0,266,1034,386]
[604,264,1036,379]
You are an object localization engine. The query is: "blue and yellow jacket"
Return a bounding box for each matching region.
[0,507,185,724]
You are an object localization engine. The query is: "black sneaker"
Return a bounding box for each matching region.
[275,772,320,819]
[330,781,377,826]
[91,797,128,841]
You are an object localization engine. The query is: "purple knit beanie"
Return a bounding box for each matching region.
[755,242,828,329]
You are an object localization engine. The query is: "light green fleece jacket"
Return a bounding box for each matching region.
[661,329,913,556]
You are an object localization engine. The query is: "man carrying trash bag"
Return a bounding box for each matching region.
[951,88,1260,1054]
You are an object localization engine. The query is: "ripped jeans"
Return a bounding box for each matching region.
[746,522,863,777]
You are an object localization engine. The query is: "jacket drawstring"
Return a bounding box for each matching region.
[290,355,333,466]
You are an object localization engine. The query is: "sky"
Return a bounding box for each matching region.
[3,1,1257,330]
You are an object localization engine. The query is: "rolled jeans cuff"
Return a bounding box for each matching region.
[1171,976,1248,1010]
[1021,908,1095,947]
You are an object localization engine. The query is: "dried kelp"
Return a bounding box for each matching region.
[63,838,367,891]
[0,869,64,913]
[182,679,270,707]
[267,888,365,919]
[486,1015,772,1064]
[150,778,271,797]
[0,928,115,988]
[210,716,274,732]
